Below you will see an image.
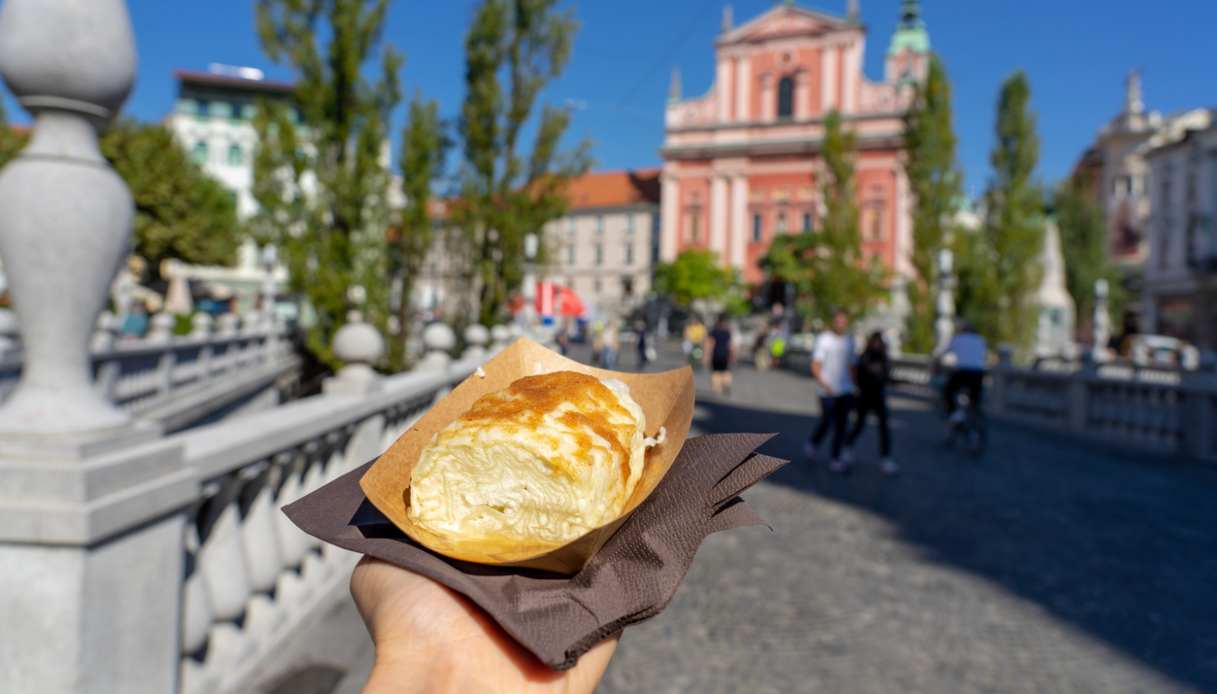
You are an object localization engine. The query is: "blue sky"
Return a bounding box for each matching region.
[6,1,1215,196]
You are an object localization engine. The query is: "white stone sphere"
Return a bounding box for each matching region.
[464,323,489,347]
[422,322,456,352]
[333,322,384,365]
[490,325,510,343]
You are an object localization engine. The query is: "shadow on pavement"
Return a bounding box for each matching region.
[690,392,1217,692]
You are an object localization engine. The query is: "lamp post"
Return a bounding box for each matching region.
[1093,278,1110,359]
[934,247,956,352]
[260,243,278,330]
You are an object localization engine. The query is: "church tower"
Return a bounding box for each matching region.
[885,0,931,83]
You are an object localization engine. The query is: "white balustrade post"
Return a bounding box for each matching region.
[463,323,489,361]
[490,324,511,352]
[218,313,240,338]
[323,286,385,396]
[147,311,175,343]
[418,321,455,371]
[0,3,194,693]
[0,307,19,359]
[91,310,119,352]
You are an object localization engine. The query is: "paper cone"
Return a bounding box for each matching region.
[359,337,694,574]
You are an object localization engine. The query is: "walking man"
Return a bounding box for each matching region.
[805,310,857,473]
[845,331,898,475]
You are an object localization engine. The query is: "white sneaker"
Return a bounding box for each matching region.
[828,459,849,474]
[880,458,900,476]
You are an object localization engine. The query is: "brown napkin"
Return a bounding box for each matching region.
[282,433,787,670]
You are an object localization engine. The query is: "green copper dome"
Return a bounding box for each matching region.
[888,0,930,55]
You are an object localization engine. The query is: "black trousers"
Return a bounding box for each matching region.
[944,369,985,414]
[846,387,891,457]
[810,393,855,460]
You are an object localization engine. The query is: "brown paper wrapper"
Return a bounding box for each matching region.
[359,337,695,573]
[283,432,787,670]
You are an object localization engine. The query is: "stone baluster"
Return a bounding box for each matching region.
[0,3,194,692]
[218,312,240,338]
[490,324,511,352]
[241,310,262,336]
[324,286,385,396]
[0,307,18,359]
[418,321,456,371]
[239,461,287,639]
[463,323,490,361]
[191,312,213,339]
[91,310,119,351]
[146,311,175,343]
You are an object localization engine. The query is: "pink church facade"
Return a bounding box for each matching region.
[660,2,931,288]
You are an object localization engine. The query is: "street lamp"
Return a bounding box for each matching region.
[522,232,539,326]
[260,243,277,329]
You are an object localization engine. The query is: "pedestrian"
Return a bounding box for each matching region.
[601,320,620,369]
[556,325,571,356]
[635,320,650,370]
[707,314,734,396]
[845,331,898,476]
[805,310,857,473]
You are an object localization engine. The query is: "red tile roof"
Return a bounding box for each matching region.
[564,168,660,210]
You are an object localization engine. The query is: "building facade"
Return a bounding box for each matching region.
[1074,71,1212,273]
[164,67,296,220]
[659,1,930,288]
[543,169,660,318]
[1142,118,1217,351]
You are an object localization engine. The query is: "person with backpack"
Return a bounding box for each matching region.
[845,331,898,476]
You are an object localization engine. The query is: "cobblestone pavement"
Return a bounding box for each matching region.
[280,342,1217,693]
[592,344,1217,693]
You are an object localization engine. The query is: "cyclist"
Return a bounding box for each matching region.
[937,320,987,428]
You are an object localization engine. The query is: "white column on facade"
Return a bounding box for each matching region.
[821,46,838,112]
[894,166,913,278]
[709,175,728,259]
[730,174,749,270]
[842,42,858,113]
[795,71,809,119]
[735,55,750,121]
[660,173,679,261]
[717,59,732,122]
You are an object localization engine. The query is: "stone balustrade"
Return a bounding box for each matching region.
[0,314,298,430]
[171,348,484,693]
[883,355,1217,463]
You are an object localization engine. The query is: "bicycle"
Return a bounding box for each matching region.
[932,368,988,457]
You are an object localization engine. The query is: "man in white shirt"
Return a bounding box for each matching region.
[804,310,857,472]
[940,320,988,424]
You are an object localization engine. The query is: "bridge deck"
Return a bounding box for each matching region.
[256,343,1217,694]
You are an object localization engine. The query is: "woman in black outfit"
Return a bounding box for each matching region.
[706,315,734,396]
[846,331,898,475]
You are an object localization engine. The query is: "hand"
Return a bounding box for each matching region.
[350,556,617,693]
[818,380,835,396]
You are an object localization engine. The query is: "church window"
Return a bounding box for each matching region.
[227,144,244,166]
[689,212,701,243]
[802,212,813,232]
[752,213,763,242]
[776,211,788,234]
[777,76,795,120]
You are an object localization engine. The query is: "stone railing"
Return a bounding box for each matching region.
[0,311,299,430]
[883,354,1217,463]
[172,332,486,693]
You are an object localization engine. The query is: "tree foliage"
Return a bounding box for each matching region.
[761,111,885,325]
[0,100,27,169]
[101,121,243,283]
[959,71,1045,352]
[388,93,448,370]
[654,249,746,317]
[252,0,402,368]
[903,56,962,352]
[1054,174,1122,339]
[453,0,592,327]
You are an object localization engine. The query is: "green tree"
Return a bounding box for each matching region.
[1054,174,1122,338]
[388,93,448,370]
[761,111,885,325]
[0,100,28,169]
[654,249,746,317]
[252,0,402,367]
[962,71,1044,351]
[101,121,242,283]
[454,0,592,327]
[903,55,962,352]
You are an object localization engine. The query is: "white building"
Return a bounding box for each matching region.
[1142,116,1217,352]
[163,66,296,220]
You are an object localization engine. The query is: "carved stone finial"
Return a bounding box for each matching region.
[668,67,682,103]
[463,324,490,360]
[418,322,456,371]
[0,0,138,437]
[190,312,213,338]
[722,5,733,32]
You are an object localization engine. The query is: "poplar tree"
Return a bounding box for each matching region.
[963,71,1044,351]
[252,0,402,367]
[903,56,962,353]
[761,111,885,325]
[454,0,592,327]
[1054,174,1122,338]
[388,93,448,370]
